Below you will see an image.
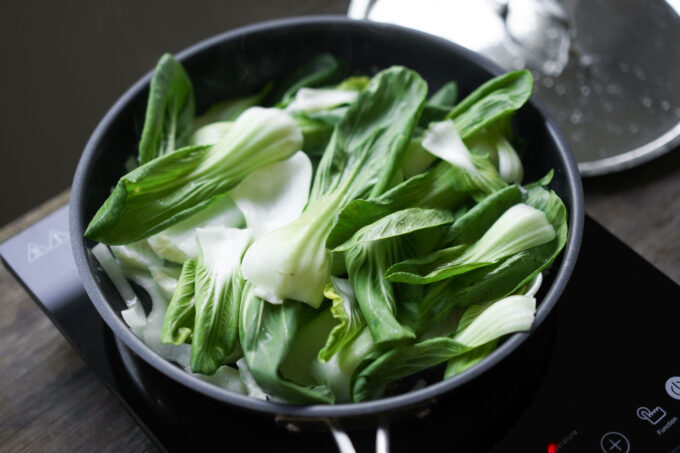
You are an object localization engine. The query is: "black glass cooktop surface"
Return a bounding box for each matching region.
[1,206,679,452]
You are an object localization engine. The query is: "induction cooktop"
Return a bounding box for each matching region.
[1,205,679,452]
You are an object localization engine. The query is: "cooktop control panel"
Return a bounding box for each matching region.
[489,216,680,452]
[534,372,680,453]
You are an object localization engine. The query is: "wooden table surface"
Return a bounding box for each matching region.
[1,149,679,452]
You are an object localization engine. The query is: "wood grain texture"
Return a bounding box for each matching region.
[0,259,158,453]
[584,148,680,285]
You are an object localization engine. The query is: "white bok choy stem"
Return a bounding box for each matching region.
[454,294,536,347]
[240,189,343,306]
[110,240,163,271]
[126,270,192,369]
[495,135,524,183]
[523,273,543,298]
[285,87,359,113]
[442,292,536,379]
[235,150,318,304]
[92,243,147,335]
[464,203,556,263]
[191,364,245,394]
[148,265,182,300]
[231,151,312,240]
[191,121,233,146]
[147,194,244,264]
[421,119,506,195]
[92,243,194,367]
[466,131,525,184]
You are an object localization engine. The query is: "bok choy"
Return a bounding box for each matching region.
[241,66,428,308]
[87,53,568,405]
[86,107,302,244]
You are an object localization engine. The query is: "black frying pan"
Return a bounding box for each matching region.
[70,16,584,451]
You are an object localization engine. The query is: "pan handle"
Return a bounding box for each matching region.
[326,415,391,453]
[327,418,356,453]
[375,414,391,453]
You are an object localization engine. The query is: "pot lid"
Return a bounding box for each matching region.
[349,0,680,176]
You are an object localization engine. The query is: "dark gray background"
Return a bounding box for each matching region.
[0,0,348,227]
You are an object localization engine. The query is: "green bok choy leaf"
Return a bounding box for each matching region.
[326,70,534,249]
[189,227,251,375]
[385,203,556,284]
[345,238,416,346]
[271,53,346,107]
[138,53,195,165]
[318,277,365,363]
[239,285,335,404]
[85,107,302,245]
[161,259,197,345]
[415,176,567,332]
[331,208,455,253]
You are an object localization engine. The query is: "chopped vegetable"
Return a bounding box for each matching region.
[190,227,250,375]
[385,203,556,284]
[138,53,195,165]
[421,119,506,196]
[87,54,567,405]
[318,277,365,363]
[351,294,536,401]
[85,107,302,244]
[241,66,428,308]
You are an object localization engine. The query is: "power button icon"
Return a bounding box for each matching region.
[666,376,680,400]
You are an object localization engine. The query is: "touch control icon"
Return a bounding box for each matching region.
[637,406,666,425]
[666,376,680,400]
[600,432,630,453]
